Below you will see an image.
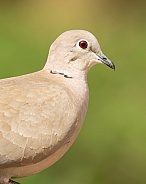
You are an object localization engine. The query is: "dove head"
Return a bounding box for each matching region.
[44,30,115,78]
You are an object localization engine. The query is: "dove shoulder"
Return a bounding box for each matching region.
[0,70,82,168]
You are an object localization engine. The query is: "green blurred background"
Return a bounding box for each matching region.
[0,0,146,184]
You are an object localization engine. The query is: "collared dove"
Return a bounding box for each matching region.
[0,30,115,184]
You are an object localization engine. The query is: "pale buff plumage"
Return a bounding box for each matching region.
[0,30,115,184]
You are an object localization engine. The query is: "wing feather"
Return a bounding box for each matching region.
[0,72,77,168]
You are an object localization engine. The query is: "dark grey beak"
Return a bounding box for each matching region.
[96,53,115,70]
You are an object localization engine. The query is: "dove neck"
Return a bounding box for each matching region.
[44,60,89,103]
[44,60,88,81]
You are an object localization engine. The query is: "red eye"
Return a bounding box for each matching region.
[79,40,88,49]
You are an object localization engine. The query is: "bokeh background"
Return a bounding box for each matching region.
[0,0,146,184]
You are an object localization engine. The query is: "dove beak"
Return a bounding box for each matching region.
[96,52,115,70]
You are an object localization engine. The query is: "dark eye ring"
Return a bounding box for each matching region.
[79,40,88,49]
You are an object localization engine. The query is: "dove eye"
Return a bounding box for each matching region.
[78,40,89,49]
